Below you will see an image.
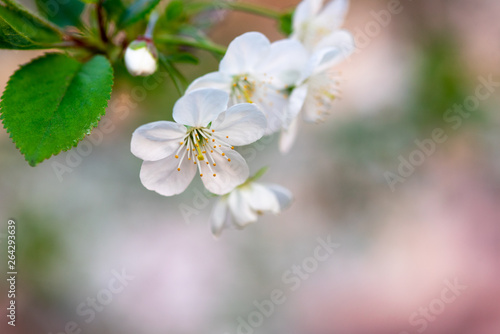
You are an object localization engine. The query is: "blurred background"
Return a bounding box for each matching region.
[1,0,500,333]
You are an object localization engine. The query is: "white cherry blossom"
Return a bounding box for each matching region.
[124,38,158,76]
[187,32,308,135]
[210,181,293,237]
[292,0,353,56]
[280,38,354,153]
[131,88,267,196]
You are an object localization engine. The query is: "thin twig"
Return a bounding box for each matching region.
[97,0,109,43]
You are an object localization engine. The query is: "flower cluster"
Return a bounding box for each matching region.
[131,0,354,236]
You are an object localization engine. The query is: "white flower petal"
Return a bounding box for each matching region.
[199,149,249,195]
[243,183,281,214]
[314,30,355,68]
[211,103,267,146]
[140,155,196,196]
[264,183,293,210]
[131,121,187,161]
[210,197,229,237]
[258,39,309,87]
[251,87,290,134]
[301,68,338,123]
[287,84,309,121]
[279,116,300,154]
[316,0,349,32]
[219,32,270,74]
[281,85,306,153]
[227,189,258,227]
[302,93,324,123]
[186,72,232,93]
[293,0,324,33]
[173,88,229,127]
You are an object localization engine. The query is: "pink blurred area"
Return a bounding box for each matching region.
[293,156,500,334]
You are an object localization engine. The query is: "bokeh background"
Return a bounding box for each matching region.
[2,0,500,333]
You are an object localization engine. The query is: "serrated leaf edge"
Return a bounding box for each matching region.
[0,53,114,166]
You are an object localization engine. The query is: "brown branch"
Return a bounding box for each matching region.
[97,0,109,43]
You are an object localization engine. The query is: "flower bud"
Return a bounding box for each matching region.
[124,38,158,76]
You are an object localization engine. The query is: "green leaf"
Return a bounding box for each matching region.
[0,4,62,49]
[102,0,126,21]
[117,0,160,28]
[279,11,293,36]
[169,52,199,65]
[0,53,114,166]
[165,0,183,21]
[159,55,184,96]
[35,0,85,28]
